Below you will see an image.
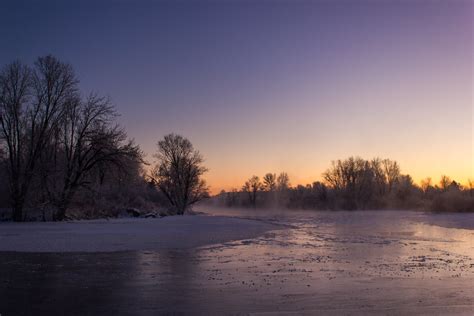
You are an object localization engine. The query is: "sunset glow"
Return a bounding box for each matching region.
[1,0,472,194]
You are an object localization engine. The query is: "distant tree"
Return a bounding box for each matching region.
[323,157,375,209]
[420,177,434,199]
[276,172,290,191]
[322,156,400,209]
[242,175,262,207]
[307,181,329,209]
[439,175,451,192]
[382,159,400,193]
[420,177,432,193]
[263,173,277,191]
[219,157,474,212]
[447,180,460,192]
[275,172,290,207]
[370,158,387,195]
[395,174,414,201]
[151,134,209,215]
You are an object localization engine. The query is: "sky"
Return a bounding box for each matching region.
[0,0,472,193]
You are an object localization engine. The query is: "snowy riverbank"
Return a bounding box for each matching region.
[0,215,281,252]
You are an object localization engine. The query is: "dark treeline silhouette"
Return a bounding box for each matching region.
[0,56,208,221]
[214,157,474,212]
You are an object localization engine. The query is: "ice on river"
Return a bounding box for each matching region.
[1,208,473,314]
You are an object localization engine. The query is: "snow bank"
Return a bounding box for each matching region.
[0,215,280,252]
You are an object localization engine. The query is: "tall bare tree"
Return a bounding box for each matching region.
[0,61,30,221]
[151,134,209,215]
[1,56,144,221]
[43,94,142,220]
[0,56,77,221]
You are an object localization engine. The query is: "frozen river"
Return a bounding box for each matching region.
[1,208,473,315]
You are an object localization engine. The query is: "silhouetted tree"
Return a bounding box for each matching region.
[275,172,291,207]
[439,175,451,192]
[216,158,472,212]
[323,157,402,209]
[151,134,209,215]
[263,173,277,191]
[45,94,143,220]
[1,56,150,221]
[370,158,386,196]
[0,56,77,221]
[242,175,262,207]
[382,159,400,194]
[276,172,290,191]
[323,157,369,209]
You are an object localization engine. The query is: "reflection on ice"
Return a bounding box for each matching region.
[1,208,473,314]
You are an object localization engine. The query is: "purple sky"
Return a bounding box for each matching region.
[1,0,472,192]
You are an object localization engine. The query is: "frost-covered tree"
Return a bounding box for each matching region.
[151,134,209,215]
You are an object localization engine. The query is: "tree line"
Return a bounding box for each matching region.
[216,157,474,212]
[0,56,209,221]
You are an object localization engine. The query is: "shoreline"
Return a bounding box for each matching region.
[0,215,282,253]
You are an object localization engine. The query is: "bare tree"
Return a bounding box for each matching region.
[151,134,209,215]
[323,158,360,208]
[43,94,142,220]
[1,56,145,221]
[263,173,277,191]
[276,172,290,191]
[439,175,451,192]
[323,157,380,209]
[242,175,262,207]
[0,61,30,221]
[0,56,77,221]
[382,159,400,194]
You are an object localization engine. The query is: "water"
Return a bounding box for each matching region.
[1,209,473,315]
